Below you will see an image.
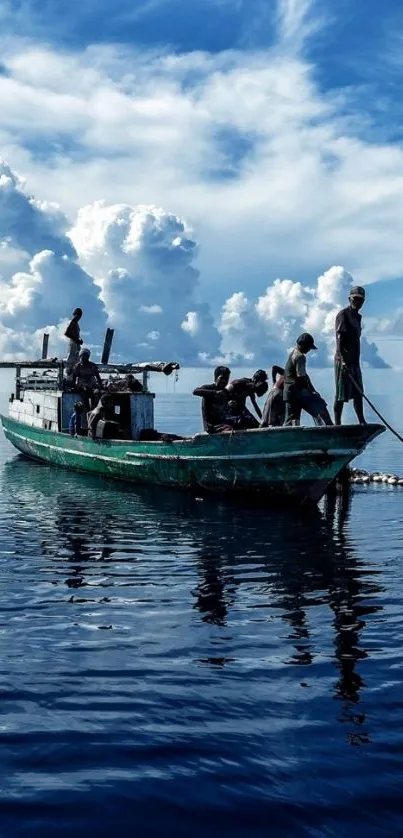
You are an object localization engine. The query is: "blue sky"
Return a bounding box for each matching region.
[0,0,403,366]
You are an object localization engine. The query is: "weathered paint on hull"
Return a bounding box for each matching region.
[0,415,384,504]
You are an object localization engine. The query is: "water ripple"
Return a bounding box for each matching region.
[0,390,402,837]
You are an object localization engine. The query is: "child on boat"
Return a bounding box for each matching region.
[69,402,84,437]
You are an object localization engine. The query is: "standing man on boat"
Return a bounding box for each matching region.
[283,334,333,426]
[193,366,233,434]
[65,307,83,375]
[334,286,366,425]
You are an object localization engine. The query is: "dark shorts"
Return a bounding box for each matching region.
[334,361,363,402]
[294,391,327,417]
[284,388,328,424]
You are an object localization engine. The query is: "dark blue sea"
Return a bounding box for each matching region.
[0,369,402,838]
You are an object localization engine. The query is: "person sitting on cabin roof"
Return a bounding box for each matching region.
[69,401,84,437]
[283,333,333,426]
[72,348,103,410]
[193,366,234,434]
[107,373,143,393]
[260,366,285,427]
[65,308,83,375]
[226,369,269,429]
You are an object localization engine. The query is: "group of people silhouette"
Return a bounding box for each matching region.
[194,286,367,433]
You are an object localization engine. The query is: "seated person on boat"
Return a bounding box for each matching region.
[260,366,285,427]
[87,394,120,439]
[226,370,268,429]
[283,334,333,426]
[72,348,103,410]
[106,373,143,393]
[193,366,234,434]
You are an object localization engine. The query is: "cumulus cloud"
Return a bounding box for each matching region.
[2,23,403,308]
[69,200,221,361]
[0,160,391,368]
[0,160,105,358]
[216,266,389,368]
[182,312,201,336]
[0,162,222,363]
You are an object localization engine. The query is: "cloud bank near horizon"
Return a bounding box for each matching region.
[0,161,390,368]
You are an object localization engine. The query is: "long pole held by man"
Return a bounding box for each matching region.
[334,286,366,425]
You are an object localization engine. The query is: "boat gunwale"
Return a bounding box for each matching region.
[0,413,385,447]
[0,414,385,467]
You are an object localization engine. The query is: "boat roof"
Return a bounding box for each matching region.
[0,360,180,375]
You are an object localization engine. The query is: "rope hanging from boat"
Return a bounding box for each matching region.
[346,369,403,445]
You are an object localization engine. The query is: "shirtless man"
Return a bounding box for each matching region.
[193,366,232,433]
[65,308,83,374]
[226,370,268,429]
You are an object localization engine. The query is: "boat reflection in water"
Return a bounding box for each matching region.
[2,455,384,746]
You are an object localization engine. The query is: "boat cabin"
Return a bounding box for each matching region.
[5,359,180,441]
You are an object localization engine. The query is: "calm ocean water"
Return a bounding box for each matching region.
[0,370,402,837]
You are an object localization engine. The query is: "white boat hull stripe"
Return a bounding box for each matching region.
[5,427,357,463]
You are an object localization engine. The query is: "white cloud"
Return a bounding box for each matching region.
[218,292,257,361]
[366,310,403,337]
[0,159,392,367]
[216,265,389,367]
[0,160,105,356]
[140,304,163,314]
[69,198,219,360]
[276,0,325,52]
[1,26,403,314]
[181,311,201,336]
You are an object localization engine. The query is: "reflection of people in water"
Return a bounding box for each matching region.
[3,458,384,743]
[192,552,233,627]
[51,496,116,591]
[4,460,116,592]
[323,487,383,743]
[190,487,383,744]
[194,552,238,626]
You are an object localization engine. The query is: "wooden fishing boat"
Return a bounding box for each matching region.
[0,351,384,505]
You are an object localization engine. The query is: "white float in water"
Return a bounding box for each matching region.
[348,468,403,487]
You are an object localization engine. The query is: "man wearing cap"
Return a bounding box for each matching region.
[65,307,83,375]
[283,333,333,426]
[334,287,366,425]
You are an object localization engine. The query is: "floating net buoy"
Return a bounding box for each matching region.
[348,468,403,486]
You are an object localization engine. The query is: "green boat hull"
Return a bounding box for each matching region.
[0,415,384,504]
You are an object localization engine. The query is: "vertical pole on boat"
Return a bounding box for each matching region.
[142,371,149,392]
[41,333,49,359]
[15,365,21,400]
[57,362,64,391]
[101,328,114,365]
